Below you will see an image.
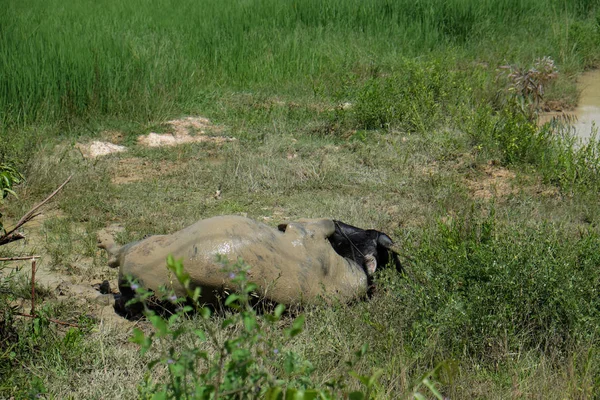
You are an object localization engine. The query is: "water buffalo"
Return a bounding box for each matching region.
[98,215,400,308]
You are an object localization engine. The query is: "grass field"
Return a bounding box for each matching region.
[1,0,600,398]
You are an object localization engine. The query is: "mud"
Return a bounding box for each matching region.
[98,216,369,306]
[1,212,129,327]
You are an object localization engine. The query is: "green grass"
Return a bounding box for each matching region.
[2,0,600,398]
[1,0,599,128]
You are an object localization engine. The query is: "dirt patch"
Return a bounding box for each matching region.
[111,157,183,185]
[466,163,518,200]
[138,116,235,147]
[76,141,127,159]
[0,207,127,325]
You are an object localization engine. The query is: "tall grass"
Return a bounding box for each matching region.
[1,0,598,127]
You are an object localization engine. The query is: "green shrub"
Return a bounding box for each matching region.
[396,208,600,363]
[352,61,465,133]
[129,255,384,399]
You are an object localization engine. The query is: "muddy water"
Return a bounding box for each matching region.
[541,70,600,141]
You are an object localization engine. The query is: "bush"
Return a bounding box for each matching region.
[396,207,600,363]
[351,61,466,133]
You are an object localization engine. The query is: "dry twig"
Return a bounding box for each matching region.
[0,175,72,246]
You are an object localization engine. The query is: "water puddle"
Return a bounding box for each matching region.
[540,70,600,141]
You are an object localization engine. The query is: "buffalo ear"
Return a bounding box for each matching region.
[377,233,394,248]
[278,223,288,232]
[364,254,377,275]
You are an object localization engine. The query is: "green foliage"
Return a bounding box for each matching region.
[396,207,600,363]
[497,57,559,121]
[129,256,384,399]
[0,162,23,235]
[351,61,466,133]
[465,103,600,191]
[0,295,95,398]
[2,0,599,127]
[0,163,22,201]
[411,361,458,400]
[465,105,551,165]
[536,126,600,191]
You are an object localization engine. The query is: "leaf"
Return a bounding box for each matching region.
[349,371,370,387]
[168,313,179,326]
[284,353,297,374]
[225,293,240,306]
[151,390,168,400]
[302,390,321,400]
[130,328,152,356]
[285,388,304,400]
[292,314,305,330]
[355,343,368,358]
[221,318,235,329]
[130,328,148,345]
[348,392,365,400]
[194,329,207,341]
[200,307,212,319]
[288,314,305,337]
[369,368,384,387]
[243,313,256,332]
[413,392,427,400]
[149,315,168,337]
[264,387,283,400]
[192,287,201,302]
[423,378,444,400]
[274,304,285,318]
[166,254,175,269]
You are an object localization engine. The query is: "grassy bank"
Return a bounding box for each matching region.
[2,0,600,398]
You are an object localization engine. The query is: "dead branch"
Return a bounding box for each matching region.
[31,259,36,314]
[0,256,40,261]
[16,312,79,328]
[0,175,72,246]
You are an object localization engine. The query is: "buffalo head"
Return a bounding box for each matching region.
[327,220,402,277]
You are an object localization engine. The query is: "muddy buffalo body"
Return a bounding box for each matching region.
[98,215,401,311]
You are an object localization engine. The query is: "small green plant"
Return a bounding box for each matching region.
[129,255,382,399]
[411,361,457,400]
[0,162,23,236]
[498,57,558,121]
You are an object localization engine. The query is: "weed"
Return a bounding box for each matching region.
[0,162,23,235]
[497,57,559,121]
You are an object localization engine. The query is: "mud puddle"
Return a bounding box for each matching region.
[541,70,600,141]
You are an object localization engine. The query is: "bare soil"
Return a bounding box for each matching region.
[137,116,235,147]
